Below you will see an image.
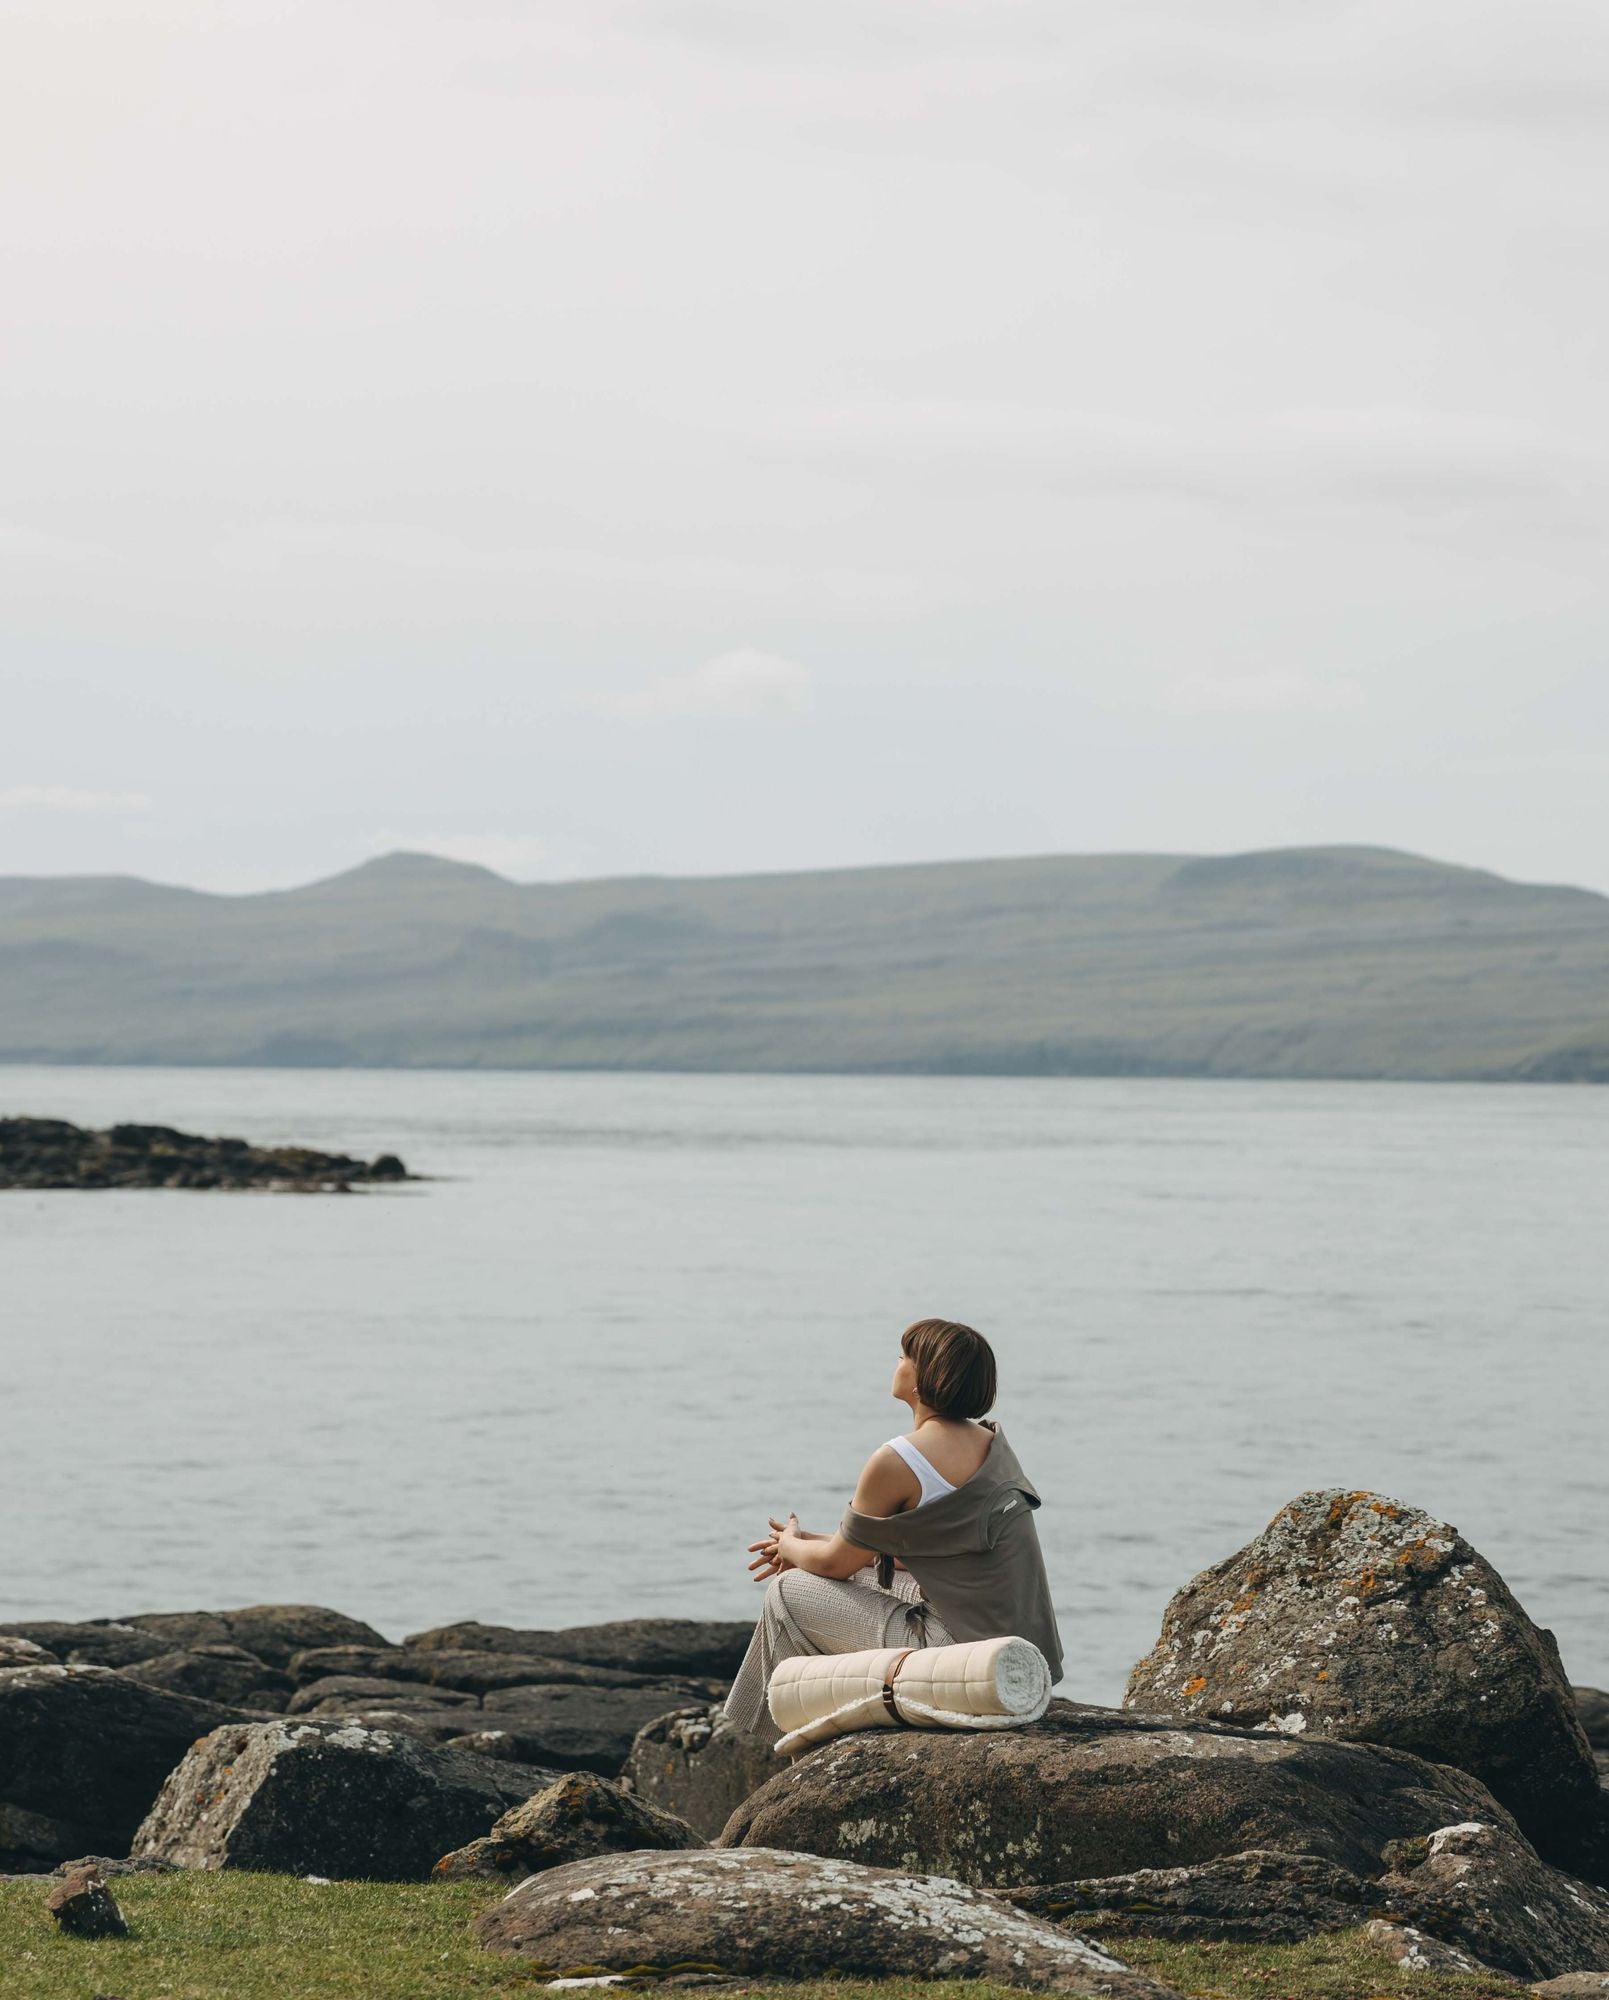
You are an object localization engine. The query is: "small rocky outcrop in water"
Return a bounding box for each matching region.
[1123,1488,1604,1879]
[473,1846,1180,1997]
[0,1116,411,1191]
[434,1770,702,1880]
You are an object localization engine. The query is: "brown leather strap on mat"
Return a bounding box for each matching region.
[881,1649,914,1723]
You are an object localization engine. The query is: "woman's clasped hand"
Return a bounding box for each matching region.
[747,1511,803,1582]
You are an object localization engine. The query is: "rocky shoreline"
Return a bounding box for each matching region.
[3,1488,1608,1993]
[0,1115,412,1191]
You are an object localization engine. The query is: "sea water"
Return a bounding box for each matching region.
[2,1065,1604,1702]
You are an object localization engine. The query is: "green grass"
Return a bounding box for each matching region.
[0,1873,1521,2000]
[1110,1930,1517,2000]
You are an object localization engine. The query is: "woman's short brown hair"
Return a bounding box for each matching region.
[901,1317,997,1420]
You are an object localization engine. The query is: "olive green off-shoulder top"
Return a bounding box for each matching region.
[839,1421,1064,1681]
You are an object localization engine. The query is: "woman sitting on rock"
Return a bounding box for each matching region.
[723,1317,1064,1737]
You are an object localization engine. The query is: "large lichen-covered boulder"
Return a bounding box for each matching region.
[403,1618,752,1681]
[1378,1820,1609,1981]
[435,1769,702,1879]
[625,1701,780,1841]
[719,1701,1509,1886]
[132,1719,554,1879]
[1124,1490,1602,1875]
[473,1845,1184,1996]
[0,1663,243,1868]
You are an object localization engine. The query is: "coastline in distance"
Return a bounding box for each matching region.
[1,843,1606,1081]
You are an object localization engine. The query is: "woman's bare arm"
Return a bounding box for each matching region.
[754,1449,916,1580]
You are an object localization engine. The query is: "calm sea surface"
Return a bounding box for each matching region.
[2,1066,1605,1703]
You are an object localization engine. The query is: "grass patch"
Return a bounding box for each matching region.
[1109,1929,1518,2000]
[0,1872,1519,2000]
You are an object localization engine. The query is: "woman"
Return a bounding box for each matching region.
[722,1316,1063,1737]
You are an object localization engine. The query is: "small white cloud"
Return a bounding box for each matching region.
[1159,670,1365,715]
[0,785,151,813]
[607,648,814,720]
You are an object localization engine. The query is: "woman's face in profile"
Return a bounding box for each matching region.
[892,1348,917,1402]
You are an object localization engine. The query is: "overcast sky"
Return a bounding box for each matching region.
[4,0,1607,894]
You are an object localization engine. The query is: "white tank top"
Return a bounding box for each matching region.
[884,1433,958,1508]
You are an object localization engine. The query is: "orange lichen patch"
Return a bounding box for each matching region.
[1230,1595,1258,1614]
[1326,1490,1373,1528]
[1336,1569,1378,1595]
[1369,1501,1401,1520]
[1394,1536,1444,1571]
[1182,1675,1207,1697]
[1315,1669,1329,1682]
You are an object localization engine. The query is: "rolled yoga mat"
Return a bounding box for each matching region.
[766,1634,1051,1755]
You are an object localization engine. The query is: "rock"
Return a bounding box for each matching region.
[1531,1978,1609,1997]
[1007,1848,1386,1943]
[1379,1820,1609,1980]
[270,1681,701,1777]
[403,1618,752,1681]
[1578,1691,1609,1754]
[444,1729,531,1762]
[122,1605,389,1669]
[0,1115,414,1191]
[1124,1489,1602,1877]
[476,1684,704,1776]
[0,1636,58,1668]
[46,1863,129,1938]
[720,1699,1514,1886]
[0,1662,243,1867]
[435,1770,703,1880]
[132,1718,557,1880]
[119,1644,292,1710]
[286,1675,480,1715]
[287,1643,713,1696]
[53,1854,180,1878]
[473,1846,1182,1996]
[624,1702,782,1842]
[0,1620,172,1668]
[2,1606,388,1672]
[1362,1919,1503,1977]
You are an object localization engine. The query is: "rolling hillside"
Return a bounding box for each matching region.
[0,845,1606,1080]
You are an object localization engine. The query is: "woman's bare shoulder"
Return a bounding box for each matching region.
[852,1443,919,1518]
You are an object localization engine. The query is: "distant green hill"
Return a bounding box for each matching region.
[1,845,1606,1080]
